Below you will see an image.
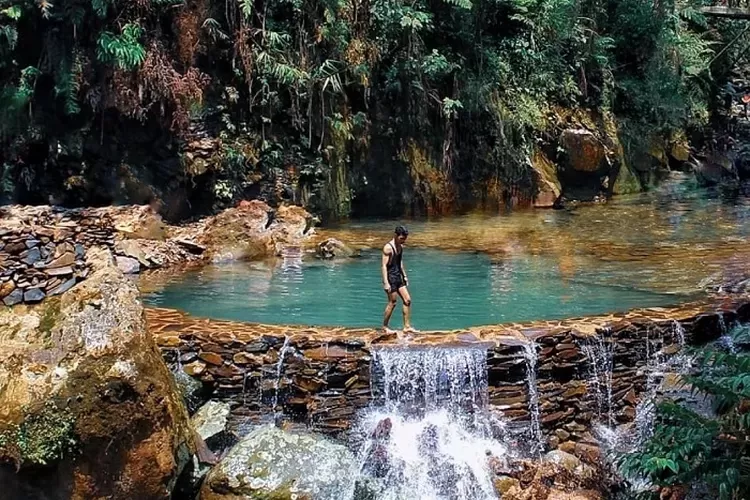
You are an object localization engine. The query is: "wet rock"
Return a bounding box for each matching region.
[495,475,521,495]
[0,251,194,499]
[116,255,141,274]
[544,450,581,472]
[173,368,208,415]
[199,425,356,500]
[690,153,738,186]
[317,238,358,259]
[191,401,232,450]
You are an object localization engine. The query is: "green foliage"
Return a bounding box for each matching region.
[0,400,78,466]
[96,23,146,70]
[618,325,750,499]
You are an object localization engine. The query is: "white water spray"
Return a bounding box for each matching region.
[521,341,543,455]
[351,346,510,500]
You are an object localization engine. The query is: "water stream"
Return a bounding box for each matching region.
[521,342,543,456]
[351,346,509,500]
[581,334,615,426]
[271,336,292,412]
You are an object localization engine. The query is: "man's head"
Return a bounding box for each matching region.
[394,225,409,244]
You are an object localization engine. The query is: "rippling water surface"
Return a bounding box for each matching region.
[142,175,750,329]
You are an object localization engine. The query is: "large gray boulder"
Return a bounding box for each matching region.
[199,425,356,500]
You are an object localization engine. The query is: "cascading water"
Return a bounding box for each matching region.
[351,346,510,500]
[271,336,292,412]
[581,334,615,426]
[521,341,543,456]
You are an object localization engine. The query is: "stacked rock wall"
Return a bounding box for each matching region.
[0,208,115,305]
[150,298,750,453]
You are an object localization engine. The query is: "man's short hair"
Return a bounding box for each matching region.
[395,225,409,236]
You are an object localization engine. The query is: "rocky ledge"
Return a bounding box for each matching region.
[0,201,316,306]
[149,294,750,463]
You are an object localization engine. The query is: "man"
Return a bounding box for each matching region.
[382,225,415,333]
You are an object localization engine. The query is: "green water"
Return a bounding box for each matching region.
[142,176,750,329]
[142,249,684,330]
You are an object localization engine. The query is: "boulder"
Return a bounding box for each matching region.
[184,201,316,262]
[199,425,356,500]
[0,248,194,499]
[191,401,232,451]
[691,153,739,187]
[544,450,581,472]
[116,255,141,274]
[317,238,359,259]
[558,129,606,173]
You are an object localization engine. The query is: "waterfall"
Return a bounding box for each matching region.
[352,346,509,500]
[718,313,739,354]
[271,336,292,412]
[521,341,543,456]
[581,335,615,426]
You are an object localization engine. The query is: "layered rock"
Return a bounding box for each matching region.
[1,201,316,305]
[150,297,750,463]
[0,206,114,306]
[0,249,194,499]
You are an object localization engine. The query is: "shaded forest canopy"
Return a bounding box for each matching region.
[0,0,739,220]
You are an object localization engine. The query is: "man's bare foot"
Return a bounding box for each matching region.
[383,327,397,335]
[403,326,419,334]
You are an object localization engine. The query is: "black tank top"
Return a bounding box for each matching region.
[386,242,403,277]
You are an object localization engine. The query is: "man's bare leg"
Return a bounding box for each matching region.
[398,287,417,333]
[383,291,398,333]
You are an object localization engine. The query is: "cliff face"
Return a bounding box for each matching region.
[0,0,716,221]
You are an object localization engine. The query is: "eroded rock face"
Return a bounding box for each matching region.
[199,425,356,500]
[0,248,194,500]
[175,200,316,261]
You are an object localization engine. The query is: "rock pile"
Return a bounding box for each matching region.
[149,298,750,461]
[1,201,318,303]
[0,207,115,306]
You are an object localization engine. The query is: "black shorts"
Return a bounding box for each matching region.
[387,273,405,293]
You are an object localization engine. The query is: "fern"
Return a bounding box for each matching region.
[618,325,750,498]
[442,0,472,10]
[0,24,17,51]
[96,23,146,70]
[91,0,110,19]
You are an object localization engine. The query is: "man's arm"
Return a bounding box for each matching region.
[382,245,392,290]
[400,258,408,285]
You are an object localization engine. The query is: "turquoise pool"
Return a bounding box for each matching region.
[142,248,685,330]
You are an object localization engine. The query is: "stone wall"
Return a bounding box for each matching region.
[0,208,115,306]
[150,297,750,455]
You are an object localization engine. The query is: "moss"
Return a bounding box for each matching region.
[0,401,78,467]
[38,297,62,341]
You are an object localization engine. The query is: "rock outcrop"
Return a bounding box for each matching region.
[199,425,356,500]
[0,248,194,499]
[173,200,316,262]
[317,238,359,259]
